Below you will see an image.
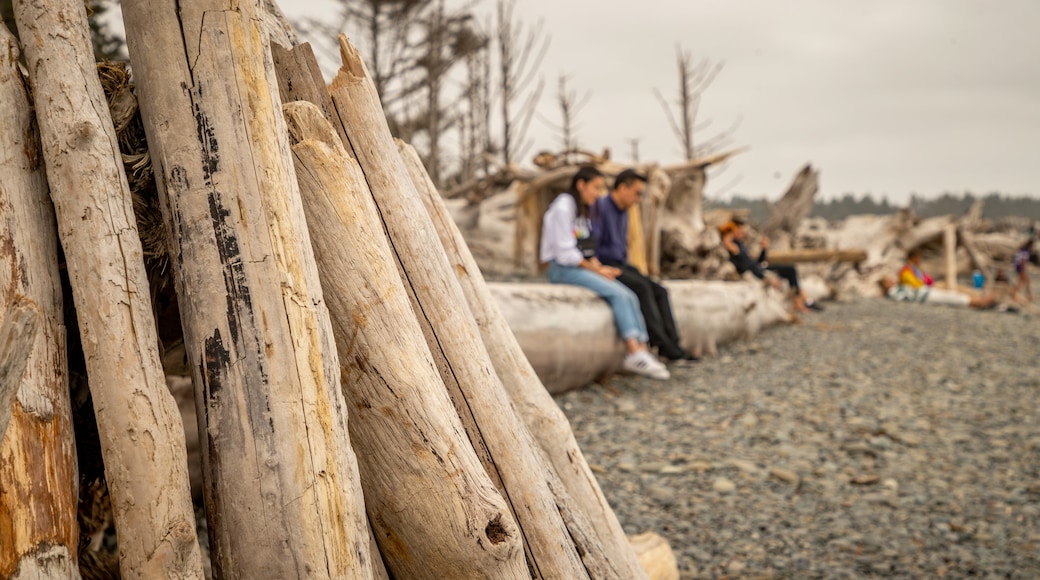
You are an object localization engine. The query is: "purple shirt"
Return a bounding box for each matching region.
[591,194,628,264]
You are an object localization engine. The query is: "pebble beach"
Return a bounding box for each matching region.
[557,295,1040,578]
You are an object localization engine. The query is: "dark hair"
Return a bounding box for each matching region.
[568,166,604,217]
[907,248,922,260]
[614,168,647,190]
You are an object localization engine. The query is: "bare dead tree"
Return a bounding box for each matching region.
[495,0,548,166]
[653,44,724,160]
[461,31,491,183]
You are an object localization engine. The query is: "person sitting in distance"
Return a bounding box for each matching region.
[881,249,997,309]
[719,219,821,314]
[540,166,670,380]
[590,169,698,363]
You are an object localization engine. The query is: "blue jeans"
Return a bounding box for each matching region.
[547,261,649,343]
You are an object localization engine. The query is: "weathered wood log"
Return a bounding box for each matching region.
[13,1,205,576]
[491,280,792,393]
[399,139,650,579]
[944,223,958,289]
[0,26,80,580]
[121,1,371,577]
[282,99,526,580]
[331,37,605,578]
[761,164,819,248]
[764,248,868,264]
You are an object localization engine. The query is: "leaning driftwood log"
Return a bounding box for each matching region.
[121,0,371,576]
[492,280,792,393]
[283,99,527,579]
[13,0,204,576]
[1,24,80,579]
[329,36,637,578]
[399,139,651,579]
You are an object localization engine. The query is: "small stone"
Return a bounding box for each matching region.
[869,436,892,450]
[723,458,760,475]
[615,399,638,413]
[851,474,881,485]
[882,478,899,491]
[713,477,737,494]
[688,461,713,472]
[659,464,687,475]
[769,467,801,484]
[588,463,607,474]
[726,560,746,574]
[740,413,759,428]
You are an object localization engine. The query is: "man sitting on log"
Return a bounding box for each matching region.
[591,169,698,363]
[719,218,822,314]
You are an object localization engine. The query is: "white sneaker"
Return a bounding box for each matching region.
[622,351,670,380]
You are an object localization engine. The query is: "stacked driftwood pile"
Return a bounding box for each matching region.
[1,1,684,578]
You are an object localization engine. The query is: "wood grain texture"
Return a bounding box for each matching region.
[120,0,370,577]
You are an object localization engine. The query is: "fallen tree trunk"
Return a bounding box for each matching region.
[121,1,371,576]
[490,280,792,393]
[13,1,204,576]
[282,99,527,580]
[399,139,649,579]
[764,248,868,264]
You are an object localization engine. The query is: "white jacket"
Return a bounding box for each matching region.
[539,194,586,266]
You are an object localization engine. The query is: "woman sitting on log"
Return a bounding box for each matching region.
[540,166,670,380]
[719,219,821,314]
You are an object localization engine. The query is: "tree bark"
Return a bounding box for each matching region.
[282,100,527,580]
[11,0,204,577]
[120,1,371,577]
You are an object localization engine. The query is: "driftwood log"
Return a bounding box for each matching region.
[13,0,205,576]
[399,139,651,578]
[492,280,792,393]
[283,99,525,579]
[1,23,80,580]
[121,0,371,576]
[328,35,642,577]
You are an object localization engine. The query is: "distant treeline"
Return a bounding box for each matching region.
[707,192,1040,223]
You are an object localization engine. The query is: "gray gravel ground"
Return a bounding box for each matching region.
[556,296,1040,579]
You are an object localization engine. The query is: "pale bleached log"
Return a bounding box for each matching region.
[120,1,370,577]
[490,280,792,394]
[282,100,526,580]
[944,223,958,289]
[0,25,79,580]
[399,139,648,579]
[762,164,819,247]
[12,1,204,577]
[330,37,599,578]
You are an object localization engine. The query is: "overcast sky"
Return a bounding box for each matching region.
[276,2,1036,201]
